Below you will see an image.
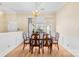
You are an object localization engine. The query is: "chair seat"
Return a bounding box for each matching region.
[53,40,58,43]
[25,40,30,43]
[31,40,40,45]
[43,41,51,45]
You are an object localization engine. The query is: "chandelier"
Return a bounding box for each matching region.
[32,2,40,17]
[32,10,40,17]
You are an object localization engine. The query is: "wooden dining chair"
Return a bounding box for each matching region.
[23,32,30,50]
[30,33,40,54]
[42,33,52,54]
[52,32,59,50]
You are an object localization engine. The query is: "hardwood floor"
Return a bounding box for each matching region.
[5,44,74,57]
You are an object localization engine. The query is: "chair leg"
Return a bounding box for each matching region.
[38,46,40,54]
[42,47,44,54]
[48,46,50,53]
[50,46,52,54]
[31,46,33,54]
[52,44,53,52]
[23,44,25,50]
[57,44,59,50]
[47,46,50,54]
[29,45,31,52]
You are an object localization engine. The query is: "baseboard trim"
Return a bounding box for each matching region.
[59,43,76,57]
[0,41,23,57]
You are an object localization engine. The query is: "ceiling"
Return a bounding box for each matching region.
[0,2,65,13]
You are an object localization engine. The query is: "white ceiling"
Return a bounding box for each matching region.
[0,2,65,13]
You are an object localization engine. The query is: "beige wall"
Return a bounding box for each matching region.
[56,3,79,55]
[0,12,9,32]
[0,11,56,32]
[56,2,79,37]
[16,13,32,32]
[16,12,56,32]
[0,10,17,32]
[6,12,17,32]
[0,12,6,32]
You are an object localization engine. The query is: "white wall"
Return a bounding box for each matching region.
[0,31,23,56]
[56,3,79,56]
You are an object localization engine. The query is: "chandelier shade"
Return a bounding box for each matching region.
[32,10,40,17]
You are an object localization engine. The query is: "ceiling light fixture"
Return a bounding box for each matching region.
[32,2,40,17]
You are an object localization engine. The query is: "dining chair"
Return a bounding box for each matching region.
[23,32,30,50]
[52,32,59,50]
[30,32,40,54]
[42,33,52,54]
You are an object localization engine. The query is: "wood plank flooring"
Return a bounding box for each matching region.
[5,44,74,57]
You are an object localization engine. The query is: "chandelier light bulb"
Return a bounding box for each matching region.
[32,10,40,17]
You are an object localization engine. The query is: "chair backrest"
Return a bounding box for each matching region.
[23,32,29,40]
[23,32,27,40]
[31,33,40,45]
[31,34,36,40]
[31,33,40,40]
[43,33,50,39]
[36,34,40,39]
[55,32,59,41]
[43,33,52,46]
[43,34,49,41]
